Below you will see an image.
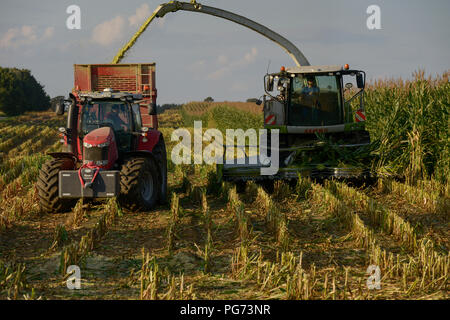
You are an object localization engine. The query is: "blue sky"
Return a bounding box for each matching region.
[0,0,449,104]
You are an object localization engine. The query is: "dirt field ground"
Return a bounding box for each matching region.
[0,110,448,300]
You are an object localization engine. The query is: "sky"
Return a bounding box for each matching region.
[0,0,449,104]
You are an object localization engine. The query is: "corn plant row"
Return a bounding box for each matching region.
[6,126,56,158]
[378,178,449,215]
[231,245,369,300]
[330,179,448,271]
[0,186,40,231]
[228,186,251,242]
[0,124,29,144]
[255,185,289,250]
[0,153,50,188]
[59,198,122,274]
[326,180,417,249]
[139,248,195,300]
[0,125,42,153]
[202,192,213,273]
[167,192,181,255]
[316,181,448,289]
[0,261,28,299]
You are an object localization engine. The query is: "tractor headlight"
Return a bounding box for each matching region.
[96,142,110,148]
[84,141,110,148]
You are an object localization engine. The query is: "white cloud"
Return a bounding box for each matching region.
[207,47,258,80]
[187,60,206,72]
[91,16,125,46]
[43,27,54,40]
[207,66,229,80]
[128,4,151,27]
[0,28,19,48]
[217,54,228,65]
[244,47,258,63]
[0,25,55,48]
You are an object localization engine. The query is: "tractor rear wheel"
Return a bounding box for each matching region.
[37,158,76,213]
[119,157,159,211]
[152,135,168,204]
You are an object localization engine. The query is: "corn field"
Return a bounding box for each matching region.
[0,73,449,299]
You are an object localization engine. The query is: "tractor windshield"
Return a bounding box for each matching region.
[289,74,343,126]
[80,101,132,135]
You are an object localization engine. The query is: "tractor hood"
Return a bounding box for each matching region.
[82,127,118,169]
[83,127,115,147]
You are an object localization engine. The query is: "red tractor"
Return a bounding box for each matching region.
[37,63,167,212]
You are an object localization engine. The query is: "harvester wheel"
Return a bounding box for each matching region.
[36,158,76,213]
[152,135,168,204]
[119,157,159,211]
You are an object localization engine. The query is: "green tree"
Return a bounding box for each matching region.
[0,67,50,116]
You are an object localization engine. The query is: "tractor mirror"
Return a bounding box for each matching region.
[356,73,364,88]
[55,100,65,115]
[148,103,157,115]
[266,76,274,91]
[256,99,262,106]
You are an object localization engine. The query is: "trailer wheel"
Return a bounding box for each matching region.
[119,157,159,211]
[36,158,76,213]
[152,135,168,204]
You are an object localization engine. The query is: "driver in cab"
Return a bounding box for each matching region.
[105,104,127,131]
[302,77,320,95]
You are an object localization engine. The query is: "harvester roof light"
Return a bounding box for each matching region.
[280,66,286,72]
[344,64,350,70]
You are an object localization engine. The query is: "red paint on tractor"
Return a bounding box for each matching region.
[83,127,118,169]
[137,130,160,152]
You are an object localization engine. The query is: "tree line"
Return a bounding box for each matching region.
[0,67,50,116]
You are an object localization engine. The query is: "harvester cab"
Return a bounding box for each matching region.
[264,65,367,129]
[37,64,168,213]
[221,65,374,183]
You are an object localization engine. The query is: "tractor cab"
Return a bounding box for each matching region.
[78,89,146,157]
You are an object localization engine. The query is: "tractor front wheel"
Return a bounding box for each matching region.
[37,158,76,213]
[119,157,159,211]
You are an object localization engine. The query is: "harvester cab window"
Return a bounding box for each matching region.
[289,74,342,126]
